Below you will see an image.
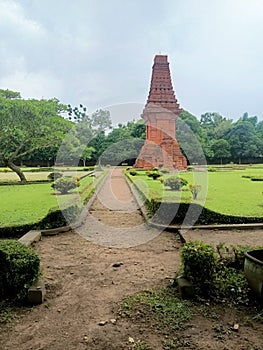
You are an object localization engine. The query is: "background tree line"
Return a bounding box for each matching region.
[1,88,263,181]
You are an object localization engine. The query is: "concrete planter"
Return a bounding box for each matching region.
[244,250,263,301]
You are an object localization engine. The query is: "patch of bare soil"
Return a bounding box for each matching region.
[182,228,263,247]
[0,230,182,350]
[0,169,262,349]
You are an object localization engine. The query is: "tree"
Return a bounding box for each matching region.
[80,146,95,166]
[0,88,21,99]
[225,120,260,163]
[177,111,207,164]
[0,94,71,181]
[97,120,146,165]
[211,139,231,164]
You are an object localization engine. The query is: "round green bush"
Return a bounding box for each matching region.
[129,170,137,176]
[0,240,40,301]
[147,171,161,180]
[47,171,63,181]
[164,176,188,190]
[181,241,217,297]
[51,177,79,194]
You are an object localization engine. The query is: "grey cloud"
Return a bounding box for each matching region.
[0,0,262,122]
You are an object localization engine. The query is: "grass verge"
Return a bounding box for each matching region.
[126,169,263,217]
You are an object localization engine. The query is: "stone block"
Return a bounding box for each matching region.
[28,278,46,305]
[18,230,41,247]
[177,276,194,299]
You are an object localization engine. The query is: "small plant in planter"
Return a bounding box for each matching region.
[189,184,201,199]
[164,176,188,190]
[51,177,80,194]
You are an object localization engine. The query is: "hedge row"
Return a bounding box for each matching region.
[0,205,80,238]
[0,180,50,186]
[150,201,263,225]
[126,172,263,225]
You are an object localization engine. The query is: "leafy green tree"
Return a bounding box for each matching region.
[65,105,112,165]
[225,119,260,163]
[80,146,95,166]
[97,119,145,165]
[211,139,231,164]
[177,111,207,164]
[0,89,21,99]
[0,93,70,181]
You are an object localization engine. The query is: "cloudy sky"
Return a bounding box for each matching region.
[0,0,263,124]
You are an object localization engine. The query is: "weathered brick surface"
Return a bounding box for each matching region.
[134,55,187,170]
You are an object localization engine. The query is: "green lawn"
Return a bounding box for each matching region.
[127,168,263,217]
[0,173,96,227]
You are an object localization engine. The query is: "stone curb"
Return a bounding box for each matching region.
[18,230,42,246]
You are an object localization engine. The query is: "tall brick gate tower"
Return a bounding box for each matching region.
[134,55,187,170]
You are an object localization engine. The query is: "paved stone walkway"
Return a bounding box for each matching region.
[77,168,161,248]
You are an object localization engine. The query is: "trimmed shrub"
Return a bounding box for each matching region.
[179,242,255,304]
[181,241,217,297]
[83,167,95,171]
[250,177,263,181]
[0,240,40,301]
[208,167,216,172]
[25,167,53,172]
[51,177,80,194]
[39,205,80,229]
[147,171,161,180]
[129,170,137,176]
[149,201,263,225]
[47,171,63,181]
[151,172,161,180]
[164,176,188,190]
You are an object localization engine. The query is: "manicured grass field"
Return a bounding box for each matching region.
[0,183,58,227]
[127,167,263,217]
[0,172,96,227]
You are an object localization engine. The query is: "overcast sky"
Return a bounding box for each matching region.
[0,0,263,124]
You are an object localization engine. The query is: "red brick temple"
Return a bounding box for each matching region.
[134,55,187,170]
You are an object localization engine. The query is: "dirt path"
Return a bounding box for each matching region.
[77,169,161,247]
[0,169,263,349]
